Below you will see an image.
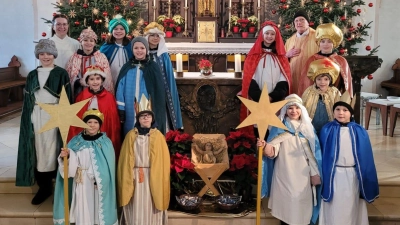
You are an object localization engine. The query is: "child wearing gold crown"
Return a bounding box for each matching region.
[319,96,379,225]
[16,39,73,205]
[144,22,183,131]
[300,23,353,96]
[66,28,114,98]
[117,95,170,225]
[257,94,322,225]
[302,58,341,134]
[53,109,118,225]
[68,65,121,159]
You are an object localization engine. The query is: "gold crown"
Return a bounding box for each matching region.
[339,90,356,108]
[134,94,152,114]
[307,58,340,83]
[315,23,343,49]
[143,22,165,35]
[83,108,104,122]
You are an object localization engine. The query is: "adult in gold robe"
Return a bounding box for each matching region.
[285,10,319,96]
[117,109,170,225]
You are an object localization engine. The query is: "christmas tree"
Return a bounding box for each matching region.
[269,0,378,56]
[43,0,145,42]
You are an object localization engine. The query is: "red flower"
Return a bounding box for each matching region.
[174,133,193,143]
[165,130,180,142]
[171,153,194,173]
[245,154,258,170]
[230,154,247,170]
[198,59,212,70]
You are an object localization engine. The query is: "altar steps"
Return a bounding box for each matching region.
[0,176,399,225]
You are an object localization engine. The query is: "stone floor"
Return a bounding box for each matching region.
[0,111,400,225]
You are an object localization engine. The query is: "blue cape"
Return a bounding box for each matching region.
[319,119,379,203]
[100,42,133,64]
[53,133,117,225]
[150,52,183,129]
[261,119,323,224]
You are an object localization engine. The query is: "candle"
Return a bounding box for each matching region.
[258,0,260,7]
[234,54,241,72]
[242,0,245,4]
[185,0,187,7]
[176,53,183,72]
[153,0,156,6]
[229,0,232,7]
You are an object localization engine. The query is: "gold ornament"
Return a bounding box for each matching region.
[92,8,99,15]
[68,10,76,18]
[236,84,287,140]
[316,23,344,49]
[307,58,340,83]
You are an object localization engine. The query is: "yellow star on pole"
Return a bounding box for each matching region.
[37,86,90,146]
[236,84,288,140]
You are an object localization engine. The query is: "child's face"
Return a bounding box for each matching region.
[112,25,126,41]
[263,30,276,46]
[319,38,334,53]
[286,105,301,120]
[334,106,351,123]
[81,38,96,53]
[148,34,160,47]
[87,74,103,91]
[315,74,331,92]
[39,53,55,68]
[133,42,147,60]
[85,118,100,136]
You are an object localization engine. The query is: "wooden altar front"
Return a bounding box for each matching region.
[176,73,241,136]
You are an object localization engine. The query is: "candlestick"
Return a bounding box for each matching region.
[182,6,190,37]
[234,54,242,72]
[176,53,183,72]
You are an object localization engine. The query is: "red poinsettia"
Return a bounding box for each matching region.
[226,130,255,153]
[170,153,195,173]
[237,18,250,31]
[163,18,175,31]
[198,59,212,70]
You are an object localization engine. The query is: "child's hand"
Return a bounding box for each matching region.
[60,148,69,158]
[264,144,275,157]
[256,138,266,147]
[311,175,321,186]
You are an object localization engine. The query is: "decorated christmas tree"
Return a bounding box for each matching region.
[43,0,145,42]
[269,0,378,56]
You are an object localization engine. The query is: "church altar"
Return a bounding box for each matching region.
[166,43,253,54]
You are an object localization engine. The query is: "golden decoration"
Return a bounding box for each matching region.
[236,84,287,140]
[92,8,99,15]
[68,10,76,18]
[37,86,90,145]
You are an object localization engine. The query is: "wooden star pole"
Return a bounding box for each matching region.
[236,84,287,225]
[37,86,90,225]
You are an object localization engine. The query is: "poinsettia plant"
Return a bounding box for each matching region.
[166,130,195,193]
[163,18,175,31]
[237,18,250,32]
[172,14,185,27]
[248,15,258,27]
[198,59,213,70]
[225,130,258,196]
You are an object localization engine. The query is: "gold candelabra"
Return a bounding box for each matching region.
[167,1,172,18]
[152,6,157,22]
[255,6,261,37]
[226,7,233,37]
[182,6,190,37]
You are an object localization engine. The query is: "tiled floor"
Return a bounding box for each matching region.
[0,111,400,224]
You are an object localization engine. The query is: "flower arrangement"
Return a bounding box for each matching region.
[157,15,168,24]
[237,18,250,32]
[163,18,175,31]
[248,15,258,27]
[166,130,195,193]
[230,15,240,27]
[225,130,257,196]
[198,59,213,71]
[172,14,185,27]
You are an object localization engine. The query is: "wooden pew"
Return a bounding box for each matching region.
[0,56,26,117]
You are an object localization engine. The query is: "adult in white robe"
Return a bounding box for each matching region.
[50,14,80,68]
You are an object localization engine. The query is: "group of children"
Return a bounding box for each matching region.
[243,20,378,225]
[14,12,380,225]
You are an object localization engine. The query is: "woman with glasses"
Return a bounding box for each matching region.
[118,106,170,225]
[50,14,80,69]
[143,22,183,131]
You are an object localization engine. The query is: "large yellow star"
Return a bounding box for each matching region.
[236,84,288,140]
[37,86,90,146]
